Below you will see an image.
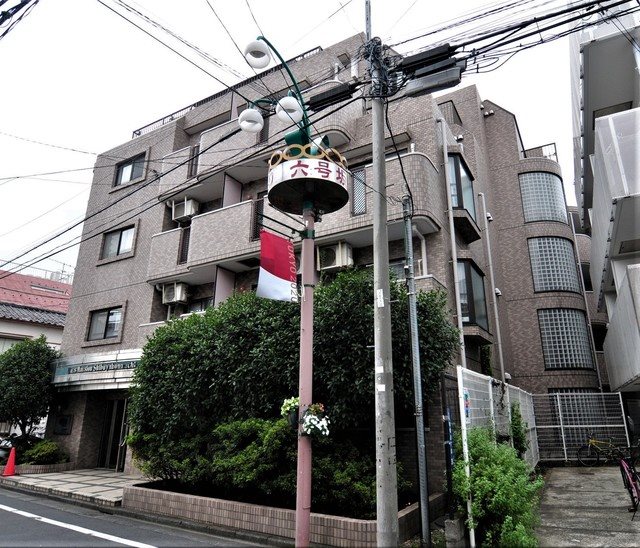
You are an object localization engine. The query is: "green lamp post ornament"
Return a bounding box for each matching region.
[240,36,351,548]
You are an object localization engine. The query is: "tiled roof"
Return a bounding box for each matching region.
[0,302,66,327]
[0,270,71,313]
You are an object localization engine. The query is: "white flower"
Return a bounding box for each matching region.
[302,413,331,436]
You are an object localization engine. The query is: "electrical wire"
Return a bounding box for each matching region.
[0,95,366,278]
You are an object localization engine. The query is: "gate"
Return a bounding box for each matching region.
[532,392,630,461]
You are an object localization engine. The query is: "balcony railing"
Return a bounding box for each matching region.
[524,143,558,163]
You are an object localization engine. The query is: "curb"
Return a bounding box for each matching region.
[0,479,291,547]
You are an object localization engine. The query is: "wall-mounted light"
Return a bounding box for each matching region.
[486,212,494,222]
[495,287,502,297]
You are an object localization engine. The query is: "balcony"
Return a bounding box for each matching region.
[146,153,446,284]
[590,108,640,304]
[604,264,640,391]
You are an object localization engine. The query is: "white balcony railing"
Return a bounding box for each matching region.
[590,108,640,296]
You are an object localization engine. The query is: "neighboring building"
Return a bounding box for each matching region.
[0,268,72,435]
[570,11,640,421]
[52,34,598,474]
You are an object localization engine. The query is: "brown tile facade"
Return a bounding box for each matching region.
[56,35,601,493]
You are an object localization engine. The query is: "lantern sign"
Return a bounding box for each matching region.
[267,144,351,215]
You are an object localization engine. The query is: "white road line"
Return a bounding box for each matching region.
[0,503,157,548]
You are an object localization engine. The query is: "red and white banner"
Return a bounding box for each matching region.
[256,231,298,302]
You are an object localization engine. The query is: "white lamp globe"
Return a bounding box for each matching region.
[238,108,264,133]
[244,40,271,69]
[276,96,304,124]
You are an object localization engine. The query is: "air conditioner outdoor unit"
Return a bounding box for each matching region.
[162,282,189,304]
[317,242,353,271]
[172,198,199,222]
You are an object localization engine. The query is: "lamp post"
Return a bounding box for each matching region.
[241,37,351,547]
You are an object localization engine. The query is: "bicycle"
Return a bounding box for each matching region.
[619,454,639,520]
[576,431,627,466]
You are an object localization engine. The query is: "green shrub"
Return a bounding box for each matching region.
[129,270,459,483]
[22,440,68,465]
[510,403,529,459]
[453,427,543,547]
[135,418,383,518]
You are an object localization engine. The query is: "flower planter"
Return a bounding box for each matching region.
[287,409,298,429]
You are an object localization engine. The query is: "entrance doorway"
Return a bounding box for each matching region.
[98,398,128,470]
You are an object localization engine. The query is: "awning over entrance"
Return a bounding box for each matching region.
[53,349,141,391]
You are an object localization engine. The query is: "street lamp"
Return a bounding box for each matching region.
[239,36,351,548]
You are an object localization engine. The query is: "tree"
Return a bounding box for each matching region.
[0,336,59,436]
[128,268,459,480]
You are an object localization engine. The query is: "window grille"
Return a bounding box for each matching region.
[178,226,191,265]
[528,237,580,293]
[352,169,366,215]
[538,308,593,369]
[251,192,267,240]
[520,172,567,223]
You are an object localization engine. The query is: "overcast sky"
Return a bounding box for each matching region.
[0,0,578,274]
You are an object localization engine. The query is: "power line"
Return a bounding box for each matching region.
[0,96,364,279]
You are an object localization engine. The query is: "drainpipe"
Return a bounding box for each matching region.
[438,117,467,370]
[477,192,505,383]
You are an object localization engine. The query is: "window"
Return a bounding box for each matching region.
[457,261,488,330]
[448,155,476,220]
[389,260,406,280]
[188,297,214,313]
[581,263,593,291]
[187,145,200,178]
[538,308,593,369]
[528,237,580,293]
[591,323,607,352]
[252,191,267,240]
[87,307,122,341]
[520,172,567,223]
[115,153,145,186]
[352,169,366,215]
[101,226,135,259]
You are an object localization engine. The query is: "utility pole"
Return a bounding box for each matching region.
[365,1,399,545]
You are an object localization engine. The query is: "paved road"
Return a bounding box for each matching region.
[537,466,640,547]
[0,488,261,547]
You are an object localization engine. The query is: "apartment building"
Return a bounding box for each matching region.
[51,34,599,472]
[570,11,640,420]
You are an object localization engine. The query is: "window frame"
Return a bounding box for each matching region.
[100,226,136,261]
[457,260,488,330]
[114,152,146,188]
[519,171,568,224]
[83,303,126,346]
[537,308,594,370]
[527,236,581,294]
[97,222,138,265]
[448,155,476,221]
[351,168,367,216]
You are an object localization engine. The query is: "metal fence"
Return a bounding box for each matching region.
[456,366,539,468]
[533,392,629,461]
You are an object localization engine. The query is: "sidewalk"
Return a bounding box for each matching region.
[0,468,142,507]
[537,466,640,547]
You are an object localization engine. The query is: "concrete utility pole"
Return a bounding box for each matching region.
[365,1,399,545]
